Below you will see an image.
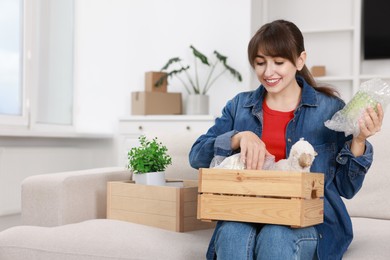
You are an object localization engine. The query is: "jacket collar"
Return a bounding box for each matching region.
[244,75,318,113]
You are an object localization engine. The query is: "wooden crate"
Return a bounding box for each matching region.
[197,168,324,228]
[107,180,215,232]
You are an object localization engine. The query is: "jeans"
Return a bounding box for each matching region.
[214,221,318,260]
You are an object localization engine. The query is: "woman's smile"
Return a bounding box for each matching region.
[264,78,281,87]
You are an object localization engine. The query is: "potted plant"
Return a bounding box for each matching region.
[127,135,172,186]
[155,45,243,114]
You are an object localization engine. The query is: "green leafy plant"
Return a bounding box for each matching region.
[127,135,172,174]
[155,45,243,95]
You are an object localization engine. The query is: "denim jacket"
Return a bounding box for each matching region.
[189,76,373,260]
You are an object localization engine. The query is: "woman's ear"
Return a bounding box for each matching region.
[296,51,307,71]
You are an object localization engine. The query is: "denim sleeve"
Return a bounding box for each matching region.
[189,98,239,169]
[334,140,373,199]
[214,130,239,156]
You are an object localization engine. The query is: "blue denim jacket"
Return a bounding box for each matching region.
[189,76,373,260]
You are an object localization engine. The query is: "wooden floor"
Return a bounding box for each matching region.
[0,213,21,232]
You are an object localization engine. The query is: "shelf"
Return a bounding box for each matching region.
[314,76,354,82]
[359,75,390,80]
[302,27,355,34]
[119,115,216,122]
[0,128,112,139]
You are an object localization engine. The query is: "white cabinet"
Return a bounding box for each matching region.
[117,115,215,168]
[253,0,390,102]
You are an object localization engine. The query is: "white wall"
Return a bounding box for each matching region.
[5,0,389,218]
[0,0,256,217]
[0,137,116,215]
[74,0,254,133]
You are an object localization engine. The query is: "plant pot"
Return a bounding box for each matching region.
[186,94,209,115]
[133,171,166,186]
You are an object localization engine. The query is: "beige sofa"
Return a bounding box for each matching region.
[0,131,389,259]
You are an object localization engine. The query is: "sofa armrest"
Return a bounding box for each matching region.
[21,167,131,227]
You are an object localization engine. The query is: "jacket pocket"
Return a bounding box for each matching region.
[311,143,337,183]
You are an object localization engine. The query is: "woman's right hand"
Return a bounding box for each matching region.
[231,131,271,170]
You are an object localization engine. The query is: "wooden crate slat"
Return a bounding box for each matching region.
[199,194,301,226]
[197,168,324,227]
[107,181,216,232]
[198,194,323,227]
[199,168,323,199]
[183,216,217,232]
[110,181,177,201]
[183,187,199,202]
[300,199,324,227]
[110,195,176,217]
[109,209,177,231]
[183,201,197,217]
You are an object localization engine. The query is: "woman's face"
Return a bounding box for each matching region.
[253,50,306,96]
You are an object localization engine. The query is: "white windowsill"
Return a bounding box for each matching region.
[0,127,112,139]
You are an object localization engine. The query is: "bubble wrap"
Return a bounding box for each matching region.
[324,78,390,136]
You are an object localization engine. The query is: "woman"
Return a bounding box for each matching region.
[189,20,383,260]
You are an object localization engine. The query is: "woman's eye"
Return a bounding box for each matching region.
[275,61,284,65]
[256,62,265,66]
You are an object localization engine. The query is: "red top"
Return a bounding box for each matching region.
[262,101,294,161]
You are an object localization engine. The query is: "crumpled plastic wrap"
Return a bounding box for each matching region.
[213,138,316,172]
[213,153,276,170]
[324,78,390,137]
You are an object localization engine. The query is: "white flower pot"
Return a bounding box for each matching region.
[133,171,166,186]
[186,94,209,115]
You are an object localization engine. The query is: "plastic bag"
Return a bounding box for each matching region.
[213,153,276,170]
[324,78,390,137]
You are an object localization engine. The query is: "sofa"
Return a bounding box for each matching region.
[0,129,389,259]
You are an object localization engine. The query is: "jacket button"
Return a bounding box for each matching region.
[287,138,292,143]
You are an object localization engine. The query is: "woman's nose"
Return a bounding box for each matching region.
[264,63,274,77]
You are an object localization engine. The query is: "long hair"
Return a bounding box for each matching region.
[248,20,337,97]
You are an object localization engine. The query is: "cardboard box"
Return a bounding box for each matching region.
[107,180,216,232]
[145,71,168,93]
[197,168,324,228]
[131,92,182,115]
[311,66,326,77]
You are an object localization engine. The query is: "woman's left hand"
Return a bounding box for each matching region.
[351,103,384,156]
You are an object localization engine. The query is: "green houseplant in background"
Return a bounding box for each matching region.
[155,45,243,115]
[127,135,172,186]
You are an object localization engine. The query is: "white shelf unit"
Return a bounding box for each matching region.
[117,115,215,167]
[254,0,390,102]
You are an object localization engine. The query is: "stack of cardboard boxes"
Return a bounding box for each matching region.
[131,72,182,115]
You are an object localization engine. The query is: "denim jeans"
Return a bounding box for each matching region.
[214,221,318,260]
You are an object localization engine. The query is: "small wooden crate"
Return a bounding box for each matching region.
[197,168,324,228]
[107,180,215,232]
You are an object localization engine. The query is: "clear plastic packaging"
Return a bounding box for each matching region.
[324,78,390,137]
[213,153,276,170]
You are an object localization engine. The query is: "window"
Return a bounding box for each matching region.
[0,0,74,128]
[34,0,74,125]
[0,0,25,124]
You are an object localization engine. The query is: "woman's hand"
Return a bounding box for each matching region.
[231,131,272,170]
[351,103,384,156]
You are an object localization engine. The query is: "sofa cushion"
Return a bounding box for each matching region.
[343,118,390,220]
[21,167,131,227]
[343,217,390,259]
[0,219,214,260]
[0,218,388,260]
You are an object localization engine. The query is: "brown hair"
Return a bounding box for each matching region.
[248,20,337,97]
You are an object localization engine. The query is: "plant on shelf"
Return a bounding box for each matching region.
[127,135,172,185]
[155,45,243,95]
